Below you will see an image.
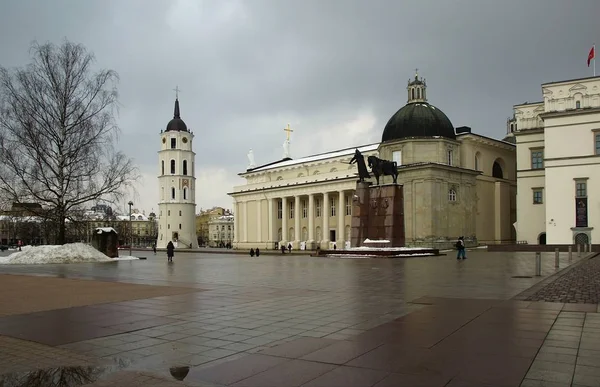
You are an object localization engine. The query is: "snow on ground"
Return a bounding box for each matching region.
[0,243,139,265]
[348,246,433,251]
[328,253,436,259]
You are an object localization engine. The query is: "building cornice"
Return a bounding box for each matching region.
[541,75,600,87]
[456,133,515,150]
[513,128,545,136]
[539,106,600,120]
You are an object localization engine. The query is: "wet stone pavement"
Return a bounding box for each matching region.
[0,250,599,386]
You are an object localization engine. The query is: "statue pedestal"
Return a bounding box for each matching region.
[351,182,405,247]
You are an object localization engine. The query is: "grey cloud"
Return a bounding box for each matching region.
[0,0,599,211]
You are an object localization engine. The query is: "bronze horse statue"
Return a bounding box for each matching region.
[368,156,398,185]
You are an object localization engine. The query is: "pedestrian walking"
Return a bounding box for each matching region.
[167,241,175,263]
[456,236,467,260]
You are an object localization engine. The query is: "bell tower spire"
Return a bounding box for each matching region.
[407,69,427,103]
[173,86,181,119]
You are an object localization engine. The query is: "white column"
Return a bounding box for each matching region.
[256,199,262,244]
[242,201,248,242]
[323,192,330,246]
[294,196,301,243]
[233,201,239,244]
[281,197,287,243]
[338,190,345,248]
[308,194,315,242]
[268,198,274,243]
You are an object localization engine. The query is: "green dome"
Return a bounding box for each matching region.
[381,102,456,142]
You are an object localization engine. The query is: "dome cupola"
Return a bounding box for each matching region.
[381,70,456,142]
[165,96,188,132]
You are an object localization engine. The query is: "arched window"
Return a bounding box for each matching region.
[448,189,457,202]
[170,160,175,174]
[411,88,415,100]
[576,101,581,109]
[183,160,188,175]
[492,161,503,179]
[171,187,175,199]
[161,160,164,175]
[183,188,187,200]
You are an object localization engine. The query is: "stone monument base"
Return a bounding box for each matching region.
[350,181,405,248]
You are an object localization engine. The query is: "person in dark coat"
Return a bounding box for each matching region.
[255,248,260,257]
[250,248,255,257]
[167,241,175,262]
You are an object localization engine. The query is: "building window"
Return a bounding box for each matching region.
[179,210,182,216]
[330,198,336,217]
[345,195,351,216]
[289,201,294,219]
[171,187,175,199]
[183,160,188,175]
[576,181,587,197]
[595,133,600,155]
[448,189,457,202]
[179,224,182,229]
[531,150,544,169]
[576,101,581,109]
[170,160,176,174]
[171,138,176,149]
[392,150,402,166]
[277,201,282,219]
[161,160,164,175]
[183,188,187,200]
[316,199,321,217]
[168,224,170,229]
[533,189,543,204]
[447,150,453,166]
[302,200,307,218]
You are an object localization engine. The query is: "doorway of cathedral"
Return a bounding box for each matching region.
[172,232,179,241]
[329,230,336,242]
[538,233,546,245]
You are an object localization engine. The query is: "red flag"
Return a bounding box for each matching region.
[588,46,595,67]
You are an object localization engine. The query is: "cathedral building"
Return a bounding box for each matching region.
[156,96,199,249]
[230,73,516,250]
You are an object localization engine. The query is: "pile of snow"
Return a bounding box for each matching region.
[0,243,139,265]
[349,246,432,251]
[363,238,390,243]
[328,253,436,259]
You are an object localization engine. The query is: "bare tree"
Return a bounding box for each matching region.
[0,40,138,244]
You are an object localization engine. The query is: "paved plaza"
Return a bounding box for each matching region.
[0,249,599,386]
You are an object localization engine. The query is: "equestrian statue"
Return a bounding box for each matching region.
[348,148,370,182]
[367,155,399,185]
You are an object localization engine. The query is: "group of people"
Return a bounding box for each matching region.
[153,238,467,262]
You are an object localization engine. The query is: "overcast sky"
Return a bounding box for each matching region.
[0,0,598,215]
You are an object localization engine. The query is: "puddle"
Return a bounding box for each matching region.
[0,358,131,387]
[0,358,195,386]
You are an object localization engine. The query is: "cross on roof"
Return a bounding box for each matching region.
[284,123,294,141]
[173,85,181,99]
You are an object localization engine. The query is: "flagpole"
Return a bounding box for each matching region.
[594,44,596,76]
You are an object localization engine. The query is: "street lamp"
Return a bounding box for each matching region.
[128,201,133,257]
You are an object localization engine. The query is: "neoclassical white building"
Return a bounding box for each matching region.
[230,73,517,250]
[512,75,600,245]
[156,97,199,249]
[208,214,234,247]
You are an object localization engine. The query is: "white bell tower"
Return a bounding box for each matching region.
[156,90,198,249]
